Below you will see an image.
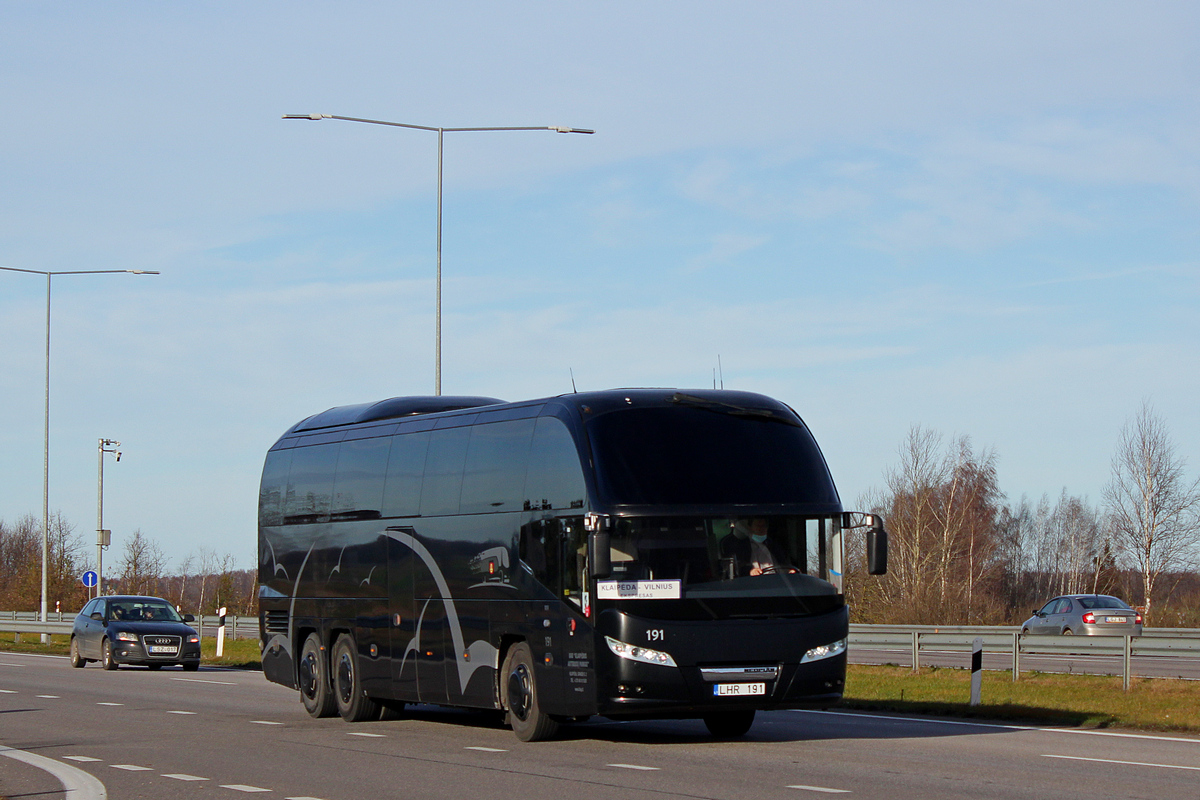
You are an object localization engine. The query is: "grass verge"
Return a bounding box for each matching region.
[844,664,1200,733]
[0,631,261,669]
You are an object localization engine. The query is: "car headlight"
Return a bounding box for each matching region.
[115,631,139,642]
[800,638,846,663]
[604,636,677,667]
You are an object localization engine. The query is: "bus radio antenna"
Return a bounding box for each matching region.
[570,368,577,393]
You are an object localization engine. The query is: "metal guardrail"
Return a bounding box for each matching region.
[0,614,255,642]
[849,624,1200,689]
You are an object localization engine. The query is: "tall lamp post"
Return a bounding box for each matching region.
[282,113,594,395]
[0,266,159,640]
[96,438,120,598]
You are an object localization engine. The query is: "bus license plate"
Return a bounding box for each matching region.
[714,683,765,697]
[148,645,177,654]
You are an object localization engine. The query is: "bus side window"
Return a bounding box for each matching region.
[525,417,586,511]
[381,431,431,517]
[460,419,535,514]
[420,427,472,516]
[259,448,293,527]
[284,443,337,524]
[331,437,391,520]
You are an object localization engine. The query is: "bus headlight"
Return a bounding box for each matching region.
[800,638,846,663]
[605,636,678,667]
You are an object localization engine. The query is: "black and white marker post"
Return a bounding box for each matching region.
[217,606,228,657]
[970,636,983,706]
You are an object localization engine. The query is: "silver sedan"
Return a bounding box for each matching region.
[1021,594,1143,636]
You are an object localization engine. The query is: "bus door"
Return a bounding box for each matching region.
[411,532,451,705]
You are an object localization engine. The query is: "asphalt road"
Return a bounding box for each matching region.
[3,651,1200,800]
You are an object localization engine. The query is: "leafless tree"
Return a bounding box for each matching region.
[117,529,167,596]
[1103,403,1200,621]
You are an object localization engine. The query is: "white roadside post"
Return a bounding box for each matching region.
[217,606,228,657]
[970,637,983,706]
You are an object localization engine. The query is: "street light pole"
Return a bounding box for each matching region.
[283,113,594,395]
[0,266,159,639]
[96,438,120,598]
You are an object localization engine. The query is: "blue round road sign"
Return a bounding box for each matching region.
[82,570,98,588]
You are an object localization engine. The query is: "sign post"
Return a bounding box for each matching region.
[216,606,228,657]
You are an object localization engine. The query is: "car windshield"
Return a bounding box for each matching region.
[1077,596,1131,610]
[108,600,182,622]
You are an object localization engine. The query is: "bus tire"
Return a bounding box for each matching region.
[703,709,756,738]
[298,632,337,718]
[502,643,558,742]
[333,633,380,722]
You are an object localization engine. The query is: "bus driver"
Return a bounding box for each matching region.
[720,518,798,577]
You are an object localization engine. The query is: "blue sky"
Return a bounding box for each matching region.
[2,2,1198,570]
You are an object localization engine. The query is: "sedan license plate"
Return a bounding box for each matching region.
[148,645,177,654]
[1106,616,1127,623]
[713,682,765,697]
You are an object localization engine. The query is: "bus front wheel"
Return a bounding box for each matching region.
[298,633,337,718]
[333,633,380,722]
[703,709,756,738]
[502,643,559,742]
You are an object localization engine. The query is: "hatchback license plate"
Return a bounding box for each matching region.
[148,645,177,654]
[714,682,765,697]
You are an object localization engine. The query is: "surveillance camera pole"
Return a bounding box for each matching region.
[96,438,120,598]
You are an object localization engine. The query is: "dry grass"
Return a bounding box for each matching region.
[844,664,1200,732]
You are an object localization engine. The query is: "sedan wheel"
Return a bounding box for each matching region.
[101,638,119,670]
[69,637,86,668]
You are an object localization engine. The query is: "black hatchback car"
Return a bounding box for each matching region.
[70,595,202,670]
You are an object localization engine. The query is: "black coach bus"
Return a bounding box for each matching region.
[258,389,886,741]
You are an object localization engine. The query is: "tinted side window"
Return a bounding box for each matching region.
[332,438,391,520]
[284,443,337,524]
[381,431,431,517]
[259,449,293,527]
[525,417,586,510]
[460,419,535,514]
[420,427,472,516]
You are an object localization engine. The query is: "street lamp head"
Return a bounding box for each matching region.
[551,126,595,134]
[127,270,160,275]
[283,113,330,121]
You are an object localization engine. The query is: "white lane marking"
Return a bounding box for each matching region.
[801,710,1200,745]
[0,745,107,800]
[608,763,660,771]
[97,702,124,706]
[347,732,385,738]
[250,720,283,725]
[287,797,330,800]
[167,710,197,715]
[221,784,271,793]
[63,756,102,762]
[0,689,16,693]
[164,773,209,781]
[111,764,153,771]
[0,662,26,667]
[172,677,237,685]
[788,786,851,794]
[465,746,508,752]
[1043,754,1200,771]
[37,694,60,698]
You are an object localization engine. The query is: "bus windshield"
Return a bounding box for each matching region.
[606,515,843,594]
[586,403,839,507]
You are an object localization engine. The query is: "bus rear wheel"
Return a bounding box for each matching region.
[333,634,380,722]
[298,632,337,718]
[703,710,756,738]
[503,643,558,742]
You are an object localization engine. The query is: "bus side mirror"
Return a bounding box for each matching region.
[589,530,611,578]
[867,516,888,575]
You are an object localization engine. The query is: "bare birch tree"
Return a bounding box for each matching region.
[1103,403,1200,621]
[117,529,167,596]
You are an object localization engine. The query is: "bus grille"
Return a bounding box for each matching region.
[264,611,289,635]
